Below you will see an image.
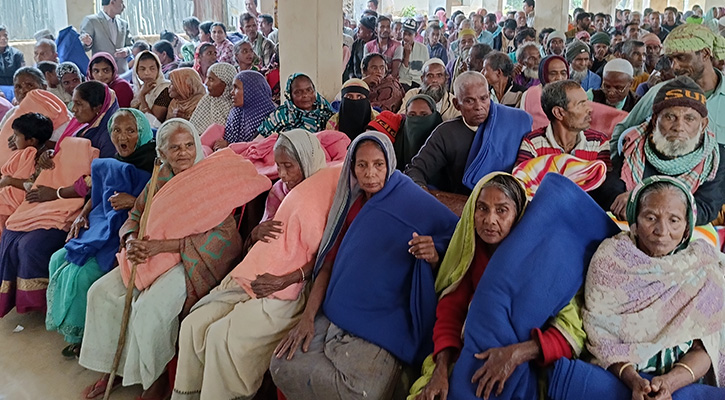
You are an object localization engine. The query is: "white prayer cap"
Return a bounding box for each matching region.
[546,30,566,46]
[603,58,634,78]
[423,58,446,69]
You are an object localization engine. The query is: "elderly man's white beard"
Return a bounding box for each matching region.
[523,67,539,80]
[570,68,588,83]
[421,84,446,103]
[650,121,704,157]
[632,66,644,76]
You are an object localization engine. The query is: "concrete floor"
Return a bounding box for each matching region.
[0,309,141,400]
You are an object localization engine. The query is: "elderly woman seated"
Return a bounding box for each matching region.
[189,62,237,134]
[78,119,270,400]
[45,109,156,358]
[270,131,458,399]
[171,129,338,400]
[584,176,725,399]
[592,76,725,226]
[257,73,333,137]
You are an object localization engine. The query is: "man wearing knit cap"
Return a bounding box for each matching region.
[566,41,602,91]
[590,32,611,75]
[593,76,725,225]
[587,59,638,112]
[612,23,725,153]
[399,18,430,90]
[545,30,566,56]
[640,33,662,73]
[400,58,461,121]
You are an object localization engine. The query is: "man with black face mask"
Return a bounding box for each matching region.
[326,79,377,140]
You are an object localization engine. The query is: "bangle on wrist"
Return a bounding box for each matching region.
[56,187,64,199]
[673,362,696,382]
[299,267,305,283]
[618,362,634,379]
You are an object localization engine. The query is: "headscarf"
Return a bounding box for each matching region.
[337,79,372,140]
[57,62,83,80]
[54,83,118,153]
[132,51,170,108]
[313,131,396,276]
[156,118,205,165]
[273,129,327,178]
[188,62,236,135]
[224,70,277,143]
[663,23,725,61]
[87,52,134,108]
[395,94,442,168]
[257,73,334,137]
[538,55,569,85]
[626,175,696,254]
[108,108,156,172]
[166,67,207,120]
[434,172,527,296]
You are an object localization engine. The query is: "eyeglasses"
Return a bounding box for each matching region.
[601,83,629,94]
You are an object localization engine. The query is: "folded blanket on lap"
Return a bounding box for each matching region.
[0,147,37,221]
[448,174,620,400]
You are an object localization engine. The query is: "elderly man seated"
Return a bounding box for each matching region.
[483,51,528,107]
[516,79,611,167]
[399,58,460,121]
[406,71,532,195]
[587,58,639,112]
[593,76,725,226]
[566,41,601,91]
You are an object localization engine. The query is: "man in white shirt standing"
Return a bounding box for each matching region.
[79,0,134,73]
[399,18,430,91]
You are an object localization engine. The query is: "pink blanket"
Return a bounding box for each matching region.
[118,148,272,290]
[523,85,628,137]
[0,147,37,221]
[200,126,351,179]
[231,165,342,300]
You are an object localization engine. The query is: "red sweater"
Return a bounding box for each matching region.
[432,238,572,366]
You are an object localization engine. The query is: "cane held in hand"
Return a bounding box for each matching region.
[103,158,162,400]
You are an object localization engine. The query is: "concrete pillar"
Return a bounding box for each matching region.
[278,0,343,101]
[588,0,616,16]
[649,0,667,12]
[260,0,276,15]
[66,0,95,28]
[534,0,569,33]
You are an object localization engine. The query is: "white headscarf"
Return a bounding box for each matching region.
[132,51,171,109]
[273,129,327,178]
[189,62,237,134]
[156,118,205,165]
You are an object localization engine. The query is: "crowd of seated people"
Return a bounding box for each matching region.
[1,1,725,399]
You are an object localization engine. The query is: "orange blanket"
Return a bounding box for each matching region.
[523,85,628,137]
[231,165,342,300]
[0,147,37,220]
[118,148,272,290]
[5,138,98,232]
[0,90,71,166]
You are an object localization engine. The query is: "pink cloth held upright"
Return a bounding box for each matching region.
[118,148,272,290]
[231,165,342,300]
[0,147,37,222]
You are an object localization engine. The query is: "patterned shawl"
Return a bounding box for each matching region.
[224,70,276,143]
[620,122,719,192]
[257,73,334,137]
[584,231,725,386]
[189,62,236,135]
[166,68,207,120]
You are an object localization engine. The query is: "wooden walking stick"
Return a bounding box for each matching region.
[103,158,162,400]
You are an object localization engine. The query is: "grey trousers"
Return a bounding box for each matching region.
[270,314,402,400]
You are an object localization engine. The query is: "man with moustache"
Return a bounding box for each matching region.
[400,58,461,121]
[566,40,601,91]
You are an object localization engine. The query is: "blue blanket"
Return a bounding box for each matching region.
[323,171,458,365]
[57,26,90,74]
[549,358,725,400]
[462,101,532,190]
[448,173,620,400]
[64,158,150,272]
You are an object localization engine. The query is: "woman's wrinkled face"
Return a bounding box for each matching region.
[110,112,139,157]
[136,58,159,83]
[634,188,688,257]
[474,186,518,245]
[168,80,179,99]
[160,129,196,174]
[206,72,226,97]
[231,79,244,107]
[290,76,315,111]
[71,91,102,124]
[235,42,255,68]
[61,72,81,95]
[91,59,114,85]
[14,74,43,103]
[274,147,304,190]
[353,141,387,198]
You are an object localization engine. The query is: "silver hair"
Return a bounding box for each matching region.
[13,66,47,88]
[516,42,540,66]
[34,38,57,53]
[233,40,253,56]
[273,135,302,168]
[453,71,488,99]
[156,120,194,156]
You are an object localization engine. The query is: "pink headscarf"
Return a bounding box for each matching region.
[54,84,114,152]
